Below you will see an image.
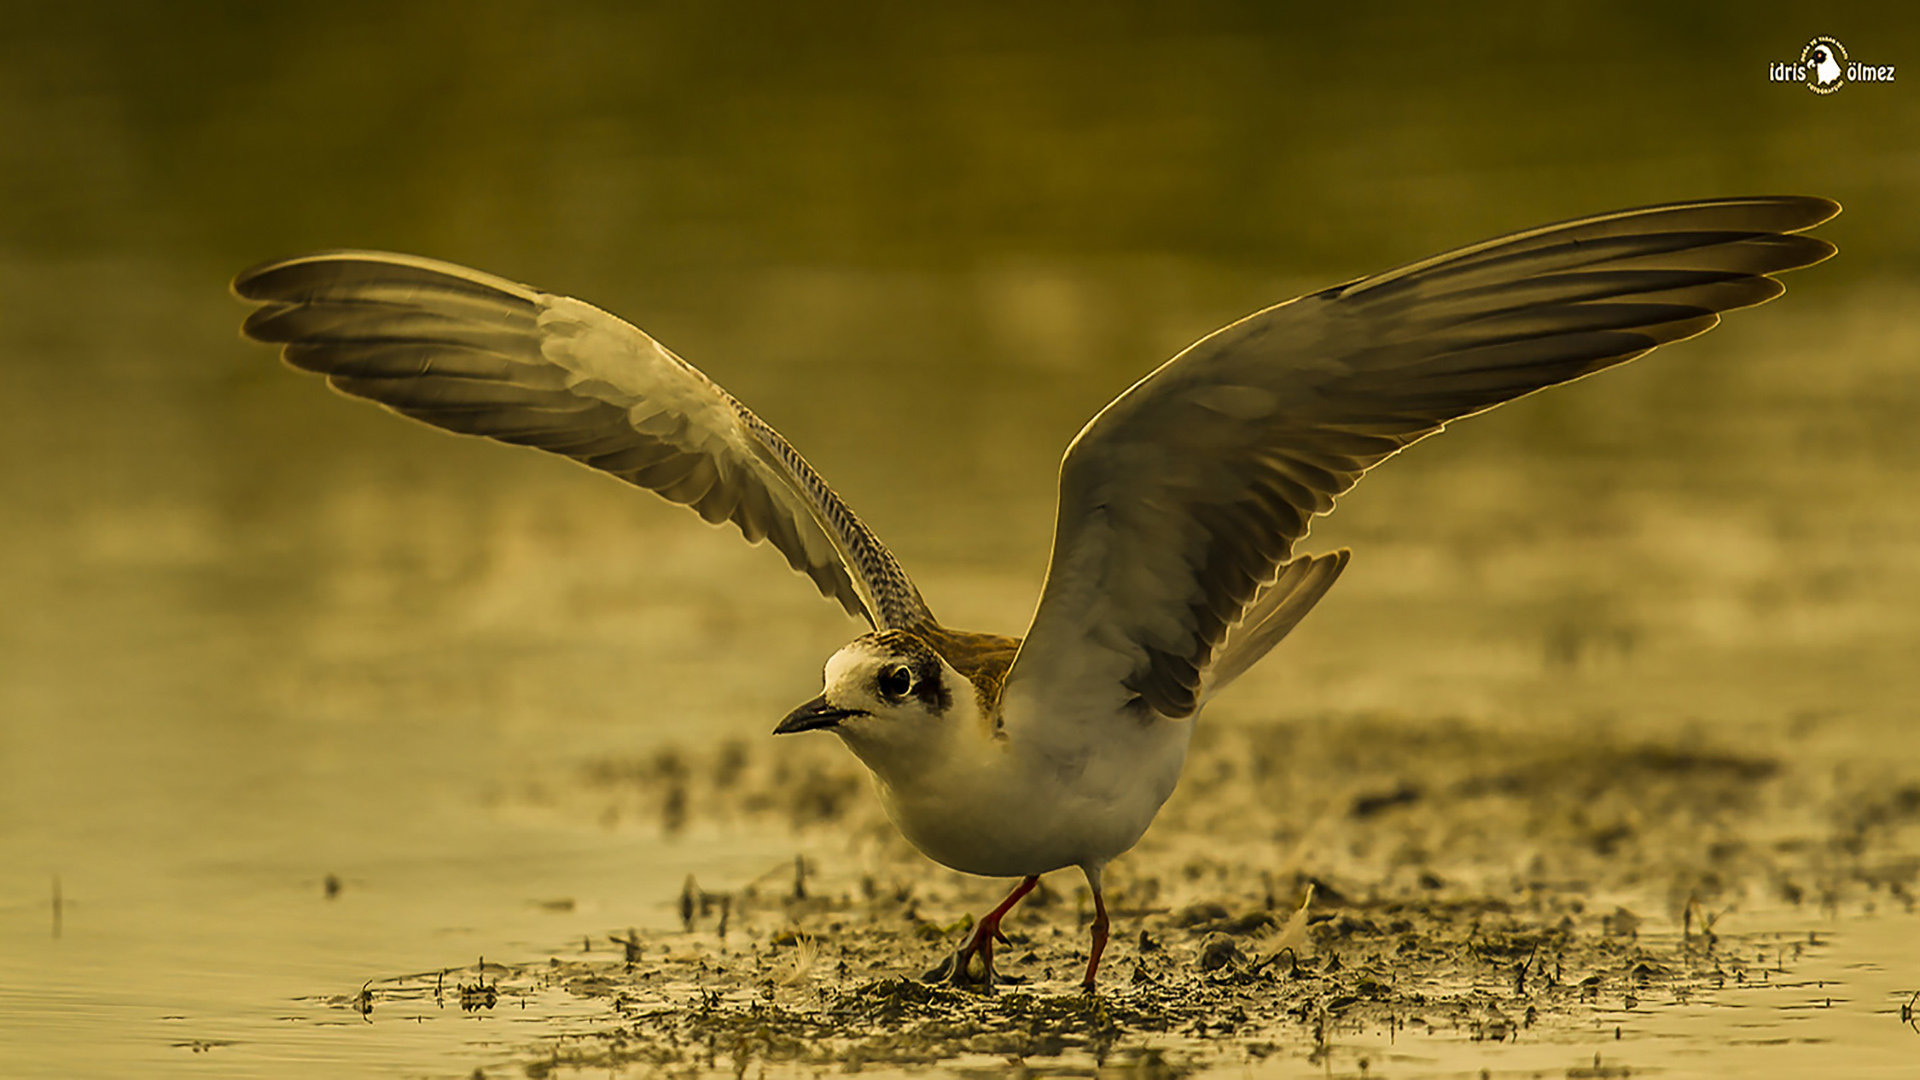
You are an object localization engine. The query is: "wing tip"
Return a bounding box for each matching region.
[232,250,398,301]
[231,250,544,305]
[1775,194,1842,232]
[1601,193,1841,234]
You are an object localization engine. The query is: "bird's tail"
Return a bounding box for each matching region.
[1201,549,1350,701]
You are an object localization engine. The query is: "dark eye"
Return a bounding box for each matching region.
[878,665,914,699]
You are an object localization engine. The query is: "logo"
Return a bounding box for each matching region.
[1803,36,1847,93]
[1767,36,1897,93]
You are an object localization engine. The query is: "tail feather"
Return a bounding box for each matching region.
[1202,549,1350,700]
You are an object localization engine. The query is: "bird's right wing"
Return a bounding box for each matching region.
[234,251,934,631]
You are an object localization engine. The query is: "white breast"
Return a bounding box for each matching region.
[873,703,1196,877]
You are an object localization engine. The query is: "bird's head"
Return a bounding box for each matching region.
[774,629,978,776]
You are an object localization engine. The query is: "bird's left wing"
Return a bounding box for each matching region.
[234,251,933,630]
[1000,196,1839,726]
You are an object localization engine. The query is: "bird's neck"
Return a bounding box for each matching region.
[851,680,1002,776]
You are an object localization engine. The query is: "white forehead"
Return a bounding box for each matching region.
[824,640,888,686]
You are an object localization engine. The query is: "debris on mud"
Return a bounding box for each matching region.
[355,715,1920,1074]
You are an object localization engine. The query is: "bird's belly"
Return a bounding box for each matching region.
[875,723,1192,878]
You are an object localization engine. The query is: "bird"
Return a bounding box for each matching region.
[1809,44,1843,89]
[233,195,1838,992]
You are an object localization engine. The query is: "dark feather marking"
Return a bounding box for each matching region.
[865,626,1022,721]
[734,409,933,630]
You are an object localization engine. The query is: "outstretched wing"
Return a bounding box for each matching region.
[1004,196,1840,723]
[234,251,933,630]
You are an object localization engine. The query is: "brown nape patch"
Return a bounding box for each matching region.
[912,625,1022,721]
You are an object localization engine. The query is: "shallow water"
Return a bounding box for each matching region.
[4,5,1919,1077]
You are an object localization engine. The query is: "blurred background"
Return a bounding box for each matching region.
[1,2,1915,1075]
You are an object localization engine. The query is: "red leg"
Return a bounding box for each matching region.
[947,875,1039,988]
[1082,885,1110,992]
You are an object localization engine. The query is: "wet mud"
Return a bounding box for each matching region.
[340,716,1920,1076]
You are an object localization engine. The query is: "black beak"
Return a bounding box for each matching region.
[774,695,866,735]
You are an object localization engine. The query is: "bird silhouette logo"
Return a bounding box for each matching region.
[1801,36,1847,94]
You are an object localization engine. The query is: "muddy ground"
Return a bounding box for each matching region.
[344,715,1920,1076]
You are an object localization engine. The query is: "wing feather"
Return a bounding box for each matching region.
[1005,196,1839,722]
[234,250,932,630]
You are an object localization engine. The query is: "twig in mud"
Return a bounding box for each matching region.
[1682,896,1723,952]
[1515,943,1539,995]
[680,872,749,938]
[459,956,498,1012]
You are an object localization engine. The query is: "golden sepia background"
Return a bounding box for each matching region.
[2,3,1915,1075]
